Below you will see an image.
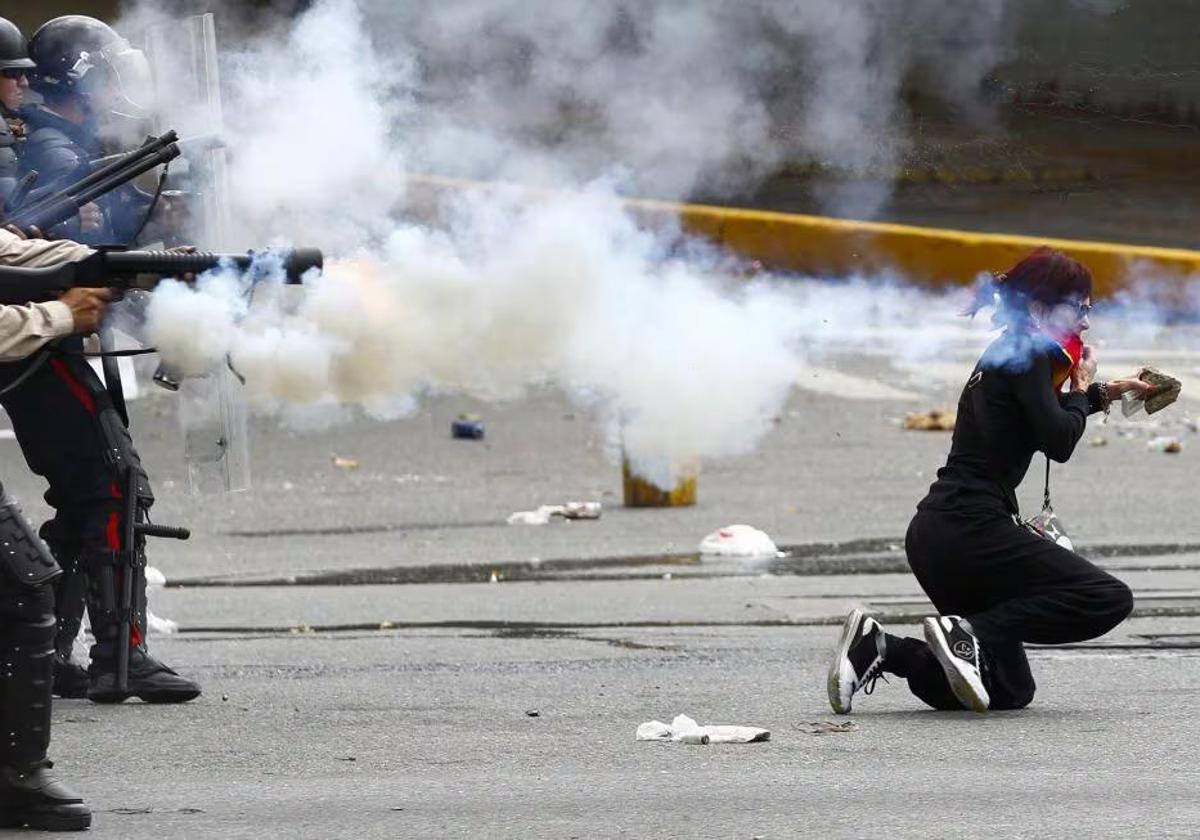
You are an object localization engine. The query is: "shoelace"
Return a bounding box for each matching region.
[860,662,889,696]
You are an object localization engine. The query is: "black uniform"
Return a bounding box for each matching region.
[882,330,1134,709]
[0,485,90,830]
[0,338,198,703]
[18,105,153,245]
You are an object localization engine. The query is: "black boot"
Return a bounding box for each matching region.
[51,653,89,700]
[88,645,201,704]
[84,552,201,704]
[0,580,90,830]
[0,763,91,831]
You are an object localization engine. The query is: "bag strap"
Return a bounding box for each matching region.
[1042,455,1052,509]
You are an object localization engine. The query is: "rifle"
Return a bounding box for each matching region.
[1,130,181,234]
[0,246,324,304]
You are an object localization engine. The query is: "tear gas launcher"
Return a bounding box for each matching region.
[0,247,324,304]
[1,130,181,234]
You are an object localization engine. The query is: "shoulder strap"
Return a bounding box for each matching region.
[1042,455,1052,509]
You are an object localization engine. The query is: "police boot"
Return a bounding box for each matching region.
[87,645,201,704]
[51,653,89,700]
[0,763,91,832]
[0,577,90,830]
[41,522,89,700]
[84,566,200,704]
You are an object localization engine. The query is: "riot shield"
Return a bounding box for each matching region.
[142,14,250,493]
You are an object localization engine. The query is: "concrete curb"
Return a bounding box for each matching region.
[404,174,1200,299]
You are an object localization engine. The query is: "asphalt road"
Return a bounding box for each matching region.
[1,323,1198,838]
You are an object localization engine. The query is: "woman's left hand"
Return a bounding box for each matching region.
[1106,376,1155,398]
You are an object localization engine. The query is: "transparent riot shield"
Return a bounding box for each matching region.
[142,14,250,493]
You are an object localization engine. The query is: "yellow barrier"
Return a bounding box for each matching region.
[402,173,1200,300]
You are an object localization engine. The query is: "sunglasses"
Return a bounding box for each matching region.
[1074,302,1093,318]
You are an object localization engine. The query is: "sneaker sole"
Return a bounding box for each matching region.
[923,618,989,713]
[826,607,866,714]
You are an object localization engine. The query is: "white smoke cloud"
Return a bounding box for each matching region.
[124,0,1023,487]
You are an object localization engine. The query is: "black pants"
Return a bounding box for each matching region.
[883,507,1134,710]
[0,579,56,769]
[0,350,152,652]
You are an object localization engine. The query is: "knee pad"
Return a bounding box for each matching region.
[0,497,61,587]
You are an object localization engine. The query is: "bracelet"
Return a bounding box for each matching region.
[1086,381,1111,415]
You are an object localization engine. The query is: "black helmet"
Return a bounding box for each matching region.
[28,15,152,113]
[0,18,35,73]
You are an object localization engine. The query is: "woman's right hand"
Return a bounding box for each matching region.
[1106,376,1154,399]
[1071,344,1098,391]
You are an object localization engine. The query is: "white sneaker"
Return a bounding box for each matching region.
[827,608,887,714]
[923,615,990,713]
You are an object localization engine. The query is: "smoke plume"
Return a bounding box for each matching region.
[124,0,1029,486]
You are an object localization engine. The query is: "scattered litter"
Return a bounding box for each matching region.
[637,714,769,744]
[1147,436,1184,454]
[507,507,556,525]
[331,455,359,470]
[562,501,602,520]
[451,414,485,440]
[795,720,859,736]
[1184,418,1199,434]
[699,525,783,558]
[221,694,229,702]
[903,409,956,431]
[525,709,540,717]
[662,572,673,580]
[489,570,501,583]
[507,502,603,525]
[145,566,178,635]
[1088,436,1108,448]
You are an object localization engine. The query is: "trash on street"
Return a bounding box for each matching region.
[636,714,770,744]
[699,525,782,557]
[903,409,956,431]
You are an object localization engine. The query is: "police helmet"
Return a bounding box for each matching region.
[28,15,152,113]
[0,18,35,73]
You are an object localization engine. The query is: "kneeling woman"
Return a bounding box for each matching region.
[829,247,1151,713]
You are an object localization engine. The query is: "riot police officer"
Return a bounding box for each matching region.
[2,15,199,704]
[0,17,34,210]
[0,224,109,830]
[21,15,156,245]
[0,136,201,703]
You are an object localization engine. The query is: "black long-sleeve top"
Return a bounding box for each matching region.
[918,330,1103,516]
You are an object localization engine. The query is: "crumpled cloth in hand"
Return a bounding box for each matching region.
[636,713,770,744]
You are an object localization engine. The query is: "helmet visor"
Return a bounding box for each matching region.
[99,40,155,116]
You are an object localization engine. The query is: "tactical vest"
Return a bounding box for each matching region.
[0,115,20,207]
